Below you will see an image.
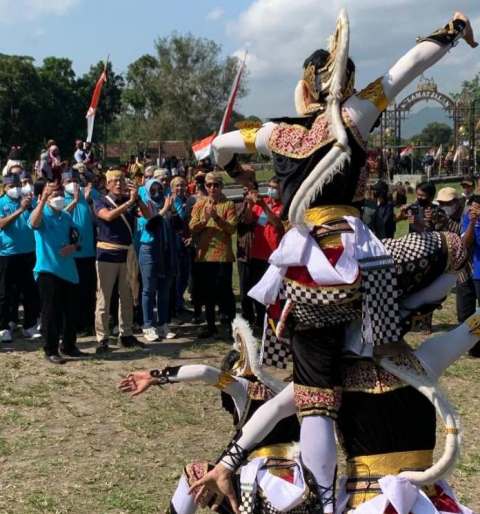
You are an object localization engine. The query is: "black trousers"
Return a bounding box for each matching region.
[238,258,269,327]
[75,257,97,332]
[0,252,39,330]
[196,262,236,331]
[456,277,478,323]
[38,273,78,356]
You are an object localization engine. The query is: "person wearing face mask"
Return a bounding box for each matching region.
[238,178,284,331]
[137,179,177,342]
[397,181,449,234]
[369,181,396,239]
[0,174,40,342]
[435,187,463,227]
[63,169,96,336]
[460,176,475,214]
[28,182,85,364]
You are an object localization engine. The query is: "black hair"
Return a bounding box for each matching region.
[416,181,436,199]
[469,194,480,206]
[221,349,240,372]
[34,178,47,197]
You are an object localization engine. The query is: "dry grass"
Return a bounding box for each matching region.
[1,298,479,513]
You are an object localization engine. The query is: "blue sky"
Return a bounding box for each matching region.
[2,0,480,119]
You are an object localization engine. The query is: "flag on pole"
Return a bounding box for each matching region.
[218,52,247,136]
[434,144,443,161]
[86,61,108,143]
[400,145,413,158]
[191,52,247,161]
[192,134,217,161]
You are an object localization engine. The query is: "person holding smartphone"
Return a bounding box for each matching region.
[397,181,448,234]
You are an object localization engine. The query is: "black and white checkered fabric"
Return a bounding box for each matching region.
[282,280,361,306]
[382,231,442,265]
[291,302,360,329]
[359,256,402,346]
[258,497,312,514]
[239,488,256,514]
[261,325,291,369]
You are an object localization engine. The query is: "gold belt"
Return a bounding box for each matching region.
[346,450,434,508]
[248,443,296,461]
[97,241,131,251]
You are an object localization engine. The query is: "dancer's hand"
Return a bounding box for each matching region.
[118,371,154,397]
[189,464,239,514]
[453,12,478,48]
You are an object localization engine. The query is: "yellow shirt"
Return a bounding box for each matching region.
[189,195,238,263]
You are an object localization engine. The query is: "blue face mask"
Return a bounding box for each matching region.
[266,187,280,200]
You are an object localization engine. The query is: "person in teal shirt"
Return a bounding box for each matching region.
[29,181,87,364]
[63,169,97,336]
[0,174,40,342]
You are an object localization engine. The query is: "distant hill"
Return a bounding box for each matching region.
[402,106,453,138]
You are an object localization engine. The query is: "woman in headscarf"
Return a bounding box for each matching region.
[137,178,177,342]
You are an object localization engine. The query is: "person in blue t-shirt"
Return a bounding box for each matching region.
[461,194,480,357]
[0,174,40,342]
[29,181,86,364]
[63,169,97,336]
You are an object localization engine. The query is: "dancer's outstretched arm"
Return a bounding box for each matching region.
[188,383,296,513]
[415,311,480,380]
[118,364,249,415]
[344,12,477,140]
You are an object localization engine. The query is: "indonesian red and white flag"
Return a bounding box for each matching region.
[192,133,217,161]
[86,65,108,143]
[191,52,247,161]
[400,145,413,157]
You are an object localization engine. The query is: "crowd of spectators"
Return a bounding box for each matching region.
[2,139,480,362]
[0,141,287,364]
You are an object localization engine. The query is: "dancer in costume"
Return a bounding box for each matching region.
[119,317,312,514]
[207,10,477,511]
[191,282,480,513]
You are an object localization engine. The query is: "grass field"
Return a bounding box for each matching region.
[1,181,479,513]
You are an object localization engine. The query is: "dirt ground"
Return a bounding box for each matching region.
[0,294,479,513]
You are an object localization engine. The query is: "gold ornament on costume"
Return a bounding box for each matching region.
[214,371,236,390]
[357,77,389,112]
[467,313,480,337]
[235,120,262,153]
[303,64,319,100]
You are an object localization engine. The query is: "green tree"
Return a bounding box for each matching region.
[411,122,453,147]
[121,33,248,144]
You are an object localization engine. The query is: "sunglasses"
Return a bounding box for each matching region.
[205,182,221,189]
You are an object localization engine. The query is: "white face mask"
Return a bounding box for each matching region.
[64,182,77,195]
[48,196,65,211]
[21,184,33,196]
[6,187,21,200]
[267,187,280,200]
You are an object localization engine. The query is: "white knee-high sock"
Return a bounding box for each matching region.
[171,474,197,514]
[300,416,337,513]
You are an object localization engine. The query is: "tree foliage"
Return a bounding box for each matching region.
[121,33,248,143]
[411,122,453,147]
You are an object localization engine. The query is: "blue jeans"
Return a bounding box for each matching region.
[139,245,172,328]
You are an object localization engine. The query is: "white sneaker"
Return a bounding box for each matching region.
[142,327,159,342]
[23,326,42,339]
[160,324,176,340]
[8,321,16,332]
[0,329,12,342]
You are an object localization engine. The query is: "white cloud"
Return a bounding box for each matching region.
[231,0,480,118]
[206,7,224,21]
[0,0,78,21]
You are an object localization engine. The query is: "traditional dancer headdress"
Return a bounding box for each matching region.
[231,316,285,393]
[289,9,353,226]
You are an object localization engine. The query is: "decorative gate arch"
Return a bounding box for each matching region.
[380,76,477,173]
